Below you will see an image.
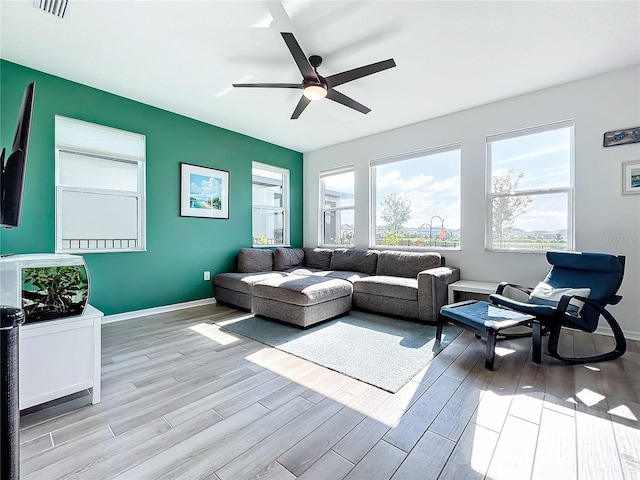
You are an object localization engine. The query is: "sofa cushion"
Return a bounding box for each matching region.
[352,276,418,301]
[286,267,324,276]
[303,247,333,270]
[376,251,441,278]
[274,248,304,271]
[253,276,353,306]
[330,249,378,274]
[213,271,288,294]
[238,248,273,273]
[321,271,370,283]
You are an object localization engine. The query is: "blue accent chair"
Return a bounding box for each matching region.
[489,251,626,364]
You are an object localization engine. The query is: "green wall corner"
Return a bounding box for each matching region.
[0,60,303,315]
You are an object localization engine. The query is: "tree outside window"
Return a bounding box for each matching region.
[492,170,532,248]
[380,193,412,244]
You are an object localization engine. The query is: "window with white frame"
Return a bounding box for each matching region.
[370,145,461,249]
[320,168,355,247]
[55,116,146,253]
[252,162,289,246]
[486,120,574,252]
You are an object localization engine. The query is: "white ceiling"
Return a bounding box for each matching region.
[1,1,639,152]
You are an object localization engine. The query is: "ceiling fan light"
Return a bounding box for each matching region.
[303,84,327,101]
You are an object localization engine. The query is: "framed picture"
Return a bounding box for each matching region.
[622,160,640,195]
[180,163,229,218]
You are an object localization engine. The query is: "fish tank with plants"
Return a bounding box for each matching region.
[0,254,89,324]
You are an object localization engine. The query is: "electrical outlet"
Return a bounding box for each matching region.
[204,271,211,281]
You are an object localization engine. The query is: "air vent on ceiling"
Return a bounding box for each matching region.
[33,0,68,18]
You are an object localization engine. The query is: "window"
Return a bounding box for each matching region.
[370,145,461,249]
[320,168,354,246]
[55,116,146,253]
[252,162,289,246]
[487,120,574,252]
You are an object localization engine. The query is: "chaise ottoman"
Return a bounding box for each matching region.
[252,276,353,328]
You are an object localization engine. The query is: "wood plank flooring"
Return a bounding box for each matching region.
[19,303,640,479]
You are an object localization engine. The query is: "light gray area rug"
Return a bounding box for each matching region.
[220,311,462,393]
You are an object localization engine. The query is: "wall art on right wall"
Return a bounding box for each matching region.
[603,127,640,147]
[622,160,640,195]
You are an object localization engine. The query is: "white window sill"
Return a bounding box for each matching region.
[370,245,461,252]
[252,244,291,249]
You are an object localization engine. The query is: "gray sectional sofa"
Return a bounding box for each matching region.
[213,247,460,327]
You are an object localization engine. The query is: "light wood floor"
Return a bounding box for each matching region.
[19,303,640,479]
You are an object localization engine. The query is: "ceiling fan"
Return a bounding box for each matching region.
[233,32,396,119]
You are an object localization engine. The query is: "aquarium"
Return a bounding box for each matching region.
[0,254,89,324]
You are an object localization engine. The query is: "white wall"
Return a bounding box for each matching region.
[304,65,640,339]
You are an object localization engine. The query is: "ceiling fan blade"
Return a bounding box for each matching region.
[291,95,311,119]
[233,83,302,89]
[281,32,319,82]
[326,89,371,114]
[325,59,396,88]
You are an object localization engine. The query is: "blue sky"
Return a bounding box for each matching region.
[491,128,571,191]
[190,173,222,199]
[375,149,461,230]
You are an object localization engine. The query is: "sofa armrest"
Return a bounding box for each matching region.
[417,267,461,322]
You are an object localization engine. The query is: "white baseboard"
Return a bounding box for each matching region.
[102,297,217,324]
[595,324,640,341]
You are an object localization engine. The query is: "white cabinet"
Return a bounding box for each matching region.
[19,304,102,410]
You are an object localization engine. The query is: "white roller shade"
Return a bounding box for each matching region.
[55,115,145,162]
[58,150,139,192]
[60,190,138,240]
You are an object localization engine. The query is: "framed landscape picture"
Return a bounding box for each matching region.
[622,160,640,195]
[180,163,229,218]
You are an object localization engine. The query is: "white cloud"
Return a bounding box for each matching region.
[430,175,460,193]
[376,170,403,188]
[404,174,435,191]
[495,142,569,166]
[404,190,435,210]
[192,177,221,198]
[377,170,435,192]
[514,207,566,231]
[376,168,461,229]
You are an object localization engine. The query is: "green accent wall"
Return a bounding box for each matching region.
[0,60,303,315]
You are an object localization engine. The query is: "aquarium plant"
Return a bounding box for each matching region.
[21,265,89,323]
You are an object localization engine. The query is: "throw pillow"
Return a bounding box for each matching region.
[273,248,305,271]
[237,248,273,273]
[302,247,333,269]
[529,282,591,315]
[329,249,378,274]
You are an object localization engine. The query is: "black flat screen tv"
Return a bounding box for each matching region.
[1,81,36,228]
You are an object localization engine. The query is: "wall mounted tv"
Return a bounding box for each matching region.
[1,81,36,228]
